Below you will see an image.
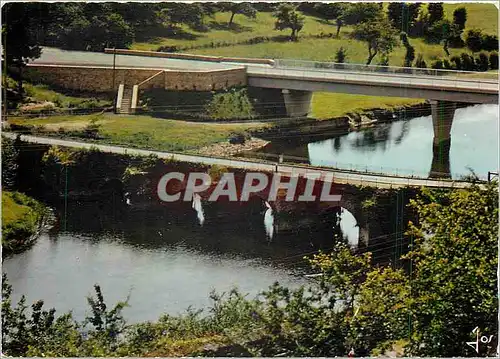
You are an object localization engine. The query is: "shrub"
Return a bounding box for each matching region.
[335,47,347,63]
[443,59,453,70]
[431,59,444,69]
[489,52,499,70]
[465,29,484,52]
[476,52,489,71]
[450,55,462,69]
[460,52,476,71]
[481,34,499,52]
[83,117,102,139]
[415,54,427,68]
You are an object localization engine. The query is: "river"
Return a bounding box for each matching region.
[260,104,499,180]
[3,198,360,324]
[4,104,495,325]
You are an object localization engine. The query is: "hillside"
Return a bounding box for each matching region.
[131,3,498,66]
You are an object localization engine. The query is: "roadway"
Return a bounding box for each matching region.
[33,47,261,70]
[33,47,498,104]
[2,132,476,189]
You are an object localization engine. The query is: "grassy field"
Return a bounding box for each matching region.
[132,4,498,66]
[132,11,339,51]
[312,93,424,119]
[443,3,498,35]
[9,113,268,152]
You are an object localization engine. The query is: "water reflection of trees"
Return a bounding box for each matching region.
[349,124,392,152]
[394,120,410,145]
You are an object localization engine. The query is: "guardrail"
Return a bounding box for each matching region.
[248,65,499,96]
[274,59,499,82]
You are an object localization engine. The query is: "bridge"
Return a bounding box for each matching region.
[24,47,499,179]
[2,132,480,190]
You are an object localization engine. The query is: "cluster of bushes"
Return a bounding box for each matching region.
[429,52,498,71]
[205,88,255,120]
[140,87,256,121]
[465,29,499,52]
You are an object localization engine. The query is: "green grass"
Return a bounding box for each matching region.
[132,5,497,66]
[9,113,268,152]
[23,83,112,110]
[2,191,46,256]
[132,11,337,51]
[443,3,498,35]
[2,191,33,225]
[188,32,490,66]
[312,93,425,119]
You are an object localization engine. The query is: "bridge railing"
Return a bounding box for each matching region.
[273,59,499,82]
[244,151,487,181]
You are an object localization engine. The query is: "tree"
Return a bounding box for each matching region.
[2,3,42,93]
[313,3,342,21]
[427,3,444,25]
[387,3,404,31]
[489,52,499,70]
[405,183,498,356]
[1,137,19,190]
[452,7,467,30]
[465,29,484,52]
[219,3,256,26]
[401,32,415,67]
[414,53,427,68]
[335,3,382,38]
[481,34,499,52]
[351,17,399,65]
[335,47,347,63]
[476,52,489,71]
[273,4,305,41]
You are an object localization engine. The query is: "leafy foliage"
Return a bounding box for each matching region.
[405,183,498,356]
[273,4,305,41]
[218,3,257,26]
[2,182,498,357]
[351,16,399,65]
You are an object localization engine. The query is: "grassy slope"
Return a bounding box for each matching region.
[312,93,424,119]
[9,113,268,152]
[23,83,112,109]
[132,12,337,51]
[2,191,45,255]
[131,5,496,120]
[2,192,32,225]
[443,3,498,35]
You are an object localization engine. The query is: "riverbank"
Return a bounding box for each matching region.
[2,191,48,257]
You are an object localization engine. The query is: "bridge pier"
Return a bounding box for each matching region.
[282,89,313,117]
[429,100,456,179]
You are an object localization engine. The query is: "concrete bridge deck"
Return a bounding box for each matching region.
[2,132,478,190]
[32,47,498,105]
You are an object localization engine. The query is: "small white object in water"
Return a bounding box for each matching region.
[264,201,274,240]
[192,193,205,226]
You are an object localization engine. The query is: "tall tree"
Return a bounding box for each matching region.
[219,3,257,26]
[387,3,404,30]
[453,7,467,30]
[427,3,444,25]
[336,3,382,38]
[2,3,42,93]
[313,3,342,21]
[401,32,415,67]
[351,17,399,65]
[273,4,305,41]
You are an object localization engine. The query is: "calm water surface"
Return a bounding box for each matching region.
[262,104,499,179]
